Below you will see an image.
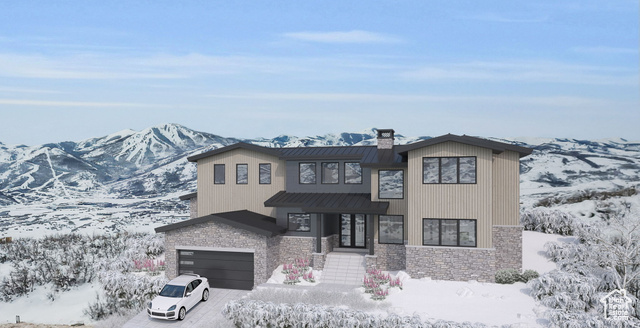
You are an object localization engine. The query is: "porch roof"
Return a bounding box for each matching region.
[155,210,285,237]
[264,191,389,214]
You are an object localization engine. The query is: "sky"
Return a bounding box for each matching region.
[0,0,638,146]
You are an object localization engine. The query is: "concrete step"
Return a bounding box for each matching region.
[319,252,366,286]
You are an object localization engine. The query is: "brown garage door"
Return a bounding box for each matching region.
[178,250,254,290]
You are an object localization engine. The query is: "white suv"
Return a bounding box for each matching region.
[147,274,210,320]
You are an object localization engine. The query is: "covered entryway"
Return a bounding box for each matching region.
[178,249,254,290]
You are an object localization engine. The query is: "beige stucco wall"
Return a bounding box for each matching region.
[492,150,521,226]
[196,148,285,217]
[406,141,494,248]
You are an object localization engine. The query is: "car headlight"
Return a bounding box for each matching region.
[168,305,176,311]
[148,302,152,309]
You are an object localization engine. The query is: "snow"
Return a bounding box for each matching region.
[266,265,322,286]
[523,231,577,274]
[0,283,102,325]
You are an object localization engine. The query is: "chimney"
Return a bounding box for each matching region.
[376,129,395,150]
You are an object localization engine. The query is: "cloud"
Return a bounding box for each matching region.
[282,30,402,44]
[0,99,161,108]
[462,13,548,23]
[572,46,639,55]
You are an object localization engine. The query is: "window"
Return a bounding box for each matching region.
[214,164,225,184]
[423,157,477,184]
[288,213,311,232]
[236,164,248,184]
[379,215,403,244]
[378,170,403,199]
[299,163,316,184]
[344,162,362,184]
[259,163,271,184]
[422,219,477,247]
[321,162,339,184]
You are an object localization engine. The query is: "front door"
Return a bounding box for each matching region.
[340,214,366,248]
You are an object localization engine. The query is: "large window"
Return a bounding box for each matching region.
[321,162,339,184]
[379,215,403,244]
[259,163,271,184]
[288,213,311,232]
[214,164,225,184]
[423,157,477,184]
[299,163,316,184]
[236,164,248,184]
[344,162,362,184]
[378,170,404,199]
[422,219,477,247]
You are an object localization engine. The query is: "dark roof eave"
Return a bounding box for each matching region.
[302,206,389,215]
[155,210,285,237]
[279,154,364,160]
[360,162,408,168]
[178,192,197,201]
[396,134,533,158]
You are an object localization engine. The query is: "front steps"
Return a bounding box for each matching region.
[319,252,366,286]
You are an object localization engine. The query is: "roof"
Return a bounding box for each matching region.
[264,191,389,214]
[155,210,286,237]
[187,142,281,162]
[396,134,533,158]
[168,274,203,286]
[178,192,197,201]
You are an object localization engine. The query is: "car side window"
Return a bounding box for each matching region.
[185,282,194,295]
[192,279,201,289]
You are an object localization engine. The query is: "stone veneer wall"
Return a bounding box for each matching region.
[372,240,406,271]
[163,220,271,287]
[279,236,314,264]
[493,225,523,271]
[189,197,198,219]
[405,246,496,282]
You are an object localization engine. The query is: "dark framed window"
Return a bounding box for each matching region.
[344,162,362,184]
[321,162,339,184]
[299,162,316,184]
[378,169,403,199]
[422,219,477,247]
[259,163,271,184]
[214,164,225,184]
[379,215,404,244]
[288,213,311,232]
[236,164,248,184]
[423,157,477,184]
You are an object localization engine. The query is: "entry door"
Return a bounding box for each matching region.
[340,214,366,248]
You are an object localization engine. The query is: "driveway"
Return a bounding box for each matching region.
[122,288,248,328]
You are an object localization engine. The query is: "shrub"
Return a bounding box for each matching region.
[495,269,521,284]
[520,209,580,235]
[521,269,539,282]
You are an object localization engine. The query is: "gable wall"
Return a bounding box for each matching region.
[492,150,521,226]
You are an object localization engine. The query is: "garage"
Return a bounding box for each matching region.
[178,249,254,290]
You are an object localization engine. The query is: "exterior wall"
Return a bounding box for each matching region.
[370,168,409,239]
[406,142,494,248]
[279,236,314,264]
[371,240,406,271]
[285,160,371,193]
[196,148,285,217]
[406,246,496,282]
[189,197,198,219]
[163,220,271,287]
[492,150,521,226]
[493,225,523,271]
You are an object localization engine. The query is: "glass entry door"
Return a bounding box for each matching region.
[340,214,366,248]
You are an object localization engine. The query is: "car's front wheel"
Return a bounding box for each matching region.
[178,307,186,320]
[202,289,209,301]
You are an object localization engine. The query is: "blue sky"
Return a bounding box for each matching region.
[0,0,638,146]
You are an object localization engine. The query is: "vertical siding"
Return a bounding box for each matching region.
[197,149,285,217]
[407,142,493,248]
[492,150,520,225]
[371,168,409,241]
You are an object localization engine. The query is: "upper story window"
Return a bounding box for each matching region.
[236,164,248,184]
[214,164,225,184]
[423,219,476,247]
[321,162,339,184]
[344,162,362,184]
[299,162,316,184]
[423,157,476,184]
[259,163,271,184]
[378,169,404,199]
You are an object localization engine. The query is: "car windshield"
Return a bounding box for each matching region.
[159,284,185,298]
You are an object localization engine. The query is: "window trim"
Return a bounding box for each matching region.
[422,218,477,247]
[214,164,225,184]
[378,169,404,199]
[299,162,317,184]
[259,163,271,185]
[378,215,404,245]
[344,162,363,184]
[422,157,477,185]
[321,162,339,184]
[236,163,248,184]
[287,213,311,232]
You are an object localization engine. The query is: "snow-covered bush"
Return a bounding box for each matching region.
[521,269,539,282]
[520,209,580,235]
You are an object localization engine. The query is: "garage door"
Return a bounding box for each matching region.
[178,250,254,290]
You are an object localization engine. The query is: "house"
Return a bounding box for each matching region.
[155,130,533,290]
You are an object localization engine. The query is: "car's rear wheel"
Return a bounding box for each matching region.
[202,289,209,301]
[178,307,186,320]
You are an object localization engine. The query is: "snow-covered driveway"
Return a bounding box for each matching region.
[122,288,247,328]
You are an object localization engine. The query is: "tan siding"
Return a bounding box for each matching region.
[196,149,285,217]
[492,150,520,225]
[406,142,493,248]
[371,169,408,241]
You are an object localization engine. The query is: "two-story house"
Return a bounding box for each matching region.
[155,130,532,290]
